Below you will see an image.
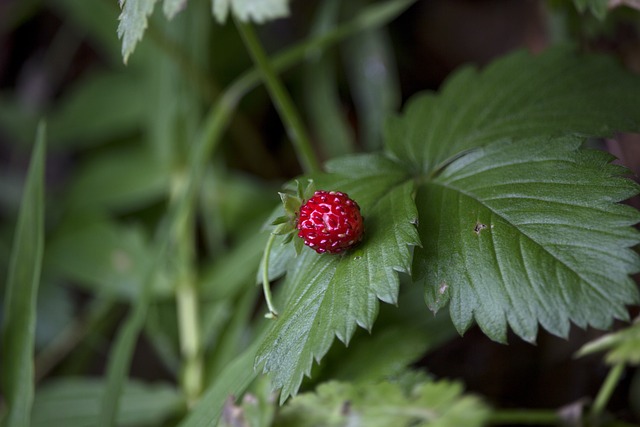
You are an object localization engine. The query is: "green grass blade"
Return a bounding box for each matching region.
[1,122,46,427]
[97,254,158,427]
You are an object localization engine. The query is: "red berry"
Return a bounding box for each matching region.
[296,190,364,254]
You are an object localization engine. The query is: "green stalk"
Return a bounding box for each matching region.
[261,232,279,318]
[235,19,321,174]
[590,362,625,418]
[172,170,203,404]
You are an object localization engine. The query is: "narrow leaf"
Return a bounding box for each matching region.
[1,123,46,427]
[414,136,640,342]
[97,236,166,426]
[32,379,183,427]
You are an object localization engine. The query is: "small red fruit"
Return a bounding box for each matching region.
[296,190,364,254]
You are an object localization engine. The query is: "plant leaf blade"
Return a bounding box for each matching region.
[1,123,46,427]
[256,156,419,402]
[385,47,640,176]
[414,136,640,342]
[212,0,290,24]
[117,0,159,64]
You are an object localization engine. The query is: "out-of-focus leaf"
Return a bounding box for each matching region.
[342,0,400,151]
[35,281,74,349]
[212,0,290,23]
[201,230,268,300]
[65,144,169,212]
[576,318,640,365]
[0,72,145,150]
[200,171,275,242]
[0,93,39,147]
[49,0,123,64]
[164,0,189,18]
[97,239,163,427]
[117,0,159,64]
[0,124,46,427]
[203,288,256,386]
[31,378,184,427]
[49,73,146,148]
[276,378,490,427]
[218,376,275,427]
[415,136,640,342]
[303,0,355,158]
[178,342,262,427]
[45,215,172,300]
[572,0,608,19]
[144,302,181,374]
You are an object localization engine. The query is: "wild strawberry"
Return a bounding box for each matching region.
[296,190,364,254]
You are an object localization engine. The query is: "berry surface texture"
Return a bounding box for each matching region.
[296,190,364,254]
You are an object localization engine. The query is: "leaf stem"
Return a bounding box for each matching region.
[591,362,625,418]
[261,232,279,318]
[170,167,204,405]
[235,19,321,174]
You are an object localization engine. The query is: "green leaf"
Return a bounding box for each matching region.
[255,154,419,402]
[342,0,400,151]
[164,0,188,18]
[46,215,171,300]
[201,230,268,300]
[572,0,608,19]
[117,0,159,64]
[576,318,640,365]
[49,73,146,148]
[276,378,490,427]
[212,0,290,23]
[97,228,170,427]
[1,123,45,427]
[31,378,183,427]
[414,136,640,342]
[177,342,261,427]
[303,0,355,158]
[50,0,123,64]
[319,281,457,384]
[65,144,169,212]
[385,47,640,176]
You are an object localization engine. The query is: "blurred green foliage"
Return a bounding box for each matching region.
[1,1,640,426]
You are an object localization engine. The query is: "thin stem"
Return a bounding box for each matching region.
[488,409,561,425]
[171,169,203,405]
[235,19,321,174]
[261,232,279,318]
[591,362,625,418]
